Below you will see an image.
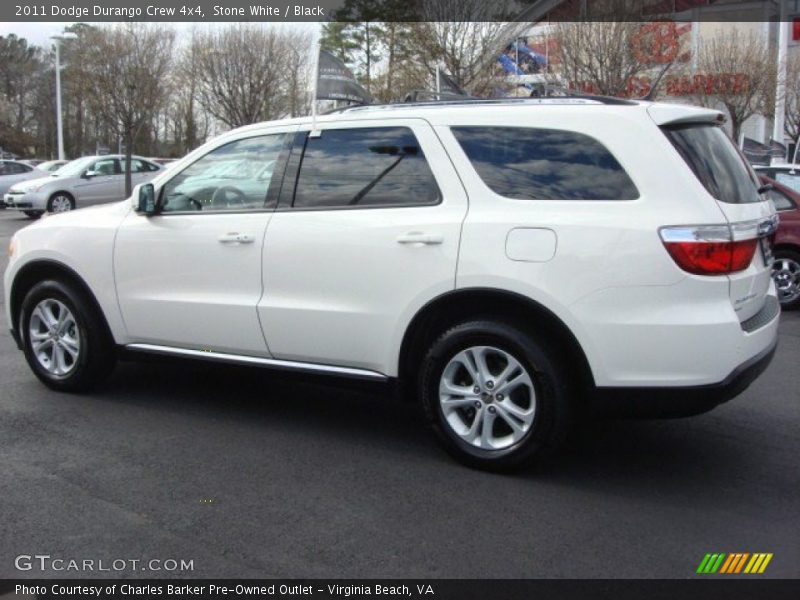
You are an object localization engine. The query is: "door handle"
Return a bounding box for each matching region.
[218,232,255,244]
[396,232,444,245]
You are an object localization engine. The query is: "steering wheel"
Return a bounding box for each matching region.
[210,185,247,209]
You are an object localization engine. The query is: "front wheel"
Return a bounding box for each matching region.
[772,249,800,310]
[23,210,44,219]
[47,193,75,214]
[419,320,574,471]
[19,280,116,392]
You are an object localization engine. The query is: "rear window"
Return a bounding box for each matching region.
[662,124,760,204]
[451,126,639,200]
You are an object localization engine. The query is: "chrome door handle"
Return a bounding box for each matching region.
[396,232,443,245]
[218,232,254,244]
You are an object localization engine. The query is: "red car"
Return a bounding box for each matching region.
[760,176,800,309]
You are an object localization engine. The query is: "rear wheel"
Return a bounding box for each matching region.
[772,249,800,310]
[419,320,574,471]
[23,210,43,219]
[47,193,74,214]
[19,280,116,392]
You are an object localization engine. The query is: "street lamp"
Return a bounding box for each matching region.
[50,31,77,161]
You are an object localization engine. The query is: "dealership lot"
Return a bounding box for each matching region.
[0,209,798,579]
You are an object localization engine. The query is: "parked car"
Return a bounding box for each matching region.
[754,164,800,194]
[36,159,69,173]
[0,160,48,209]
[4,155,161,218]
[4,98,780,470]
[760,175,800,309]
[150,157,178,166]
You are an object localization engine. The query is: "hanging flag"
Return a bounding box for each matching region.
[316,49,373,105]
[437,66,469,97]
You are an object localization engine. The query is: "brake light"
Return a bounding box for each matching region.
[662,239,757,275]
[659,224,764,275]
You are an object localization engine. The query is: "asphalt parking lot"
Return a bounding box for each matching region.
[0,208,798,579]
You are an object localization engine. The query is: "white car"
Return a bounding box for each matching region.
[4,98,780,470]
[4,154,161,218]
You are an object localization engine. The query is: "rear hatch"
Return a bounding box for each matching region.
[652,107,777,323]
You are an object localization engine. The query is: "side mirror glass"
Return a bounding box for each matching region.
[132,183,157,215]
[83,170,97,179]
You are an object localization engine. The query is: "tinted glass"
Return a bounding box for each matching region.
[161,134,286,213]
[663,124,760,204]
[451,126,638,200]
[92,158,119,176]
[293,127,439,208]
[1,162,27,174]
[774,172,800,194]
[766,188,796,211]
[128,159,153,173]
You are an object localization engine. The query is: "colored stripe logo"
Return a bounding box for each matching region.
[697,553,773,574]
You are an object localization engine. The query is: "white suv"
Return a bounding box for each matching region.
[4,98,780,470]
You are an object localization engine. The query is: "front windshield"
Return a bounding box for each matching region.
[55,156,99,178]
[38,160,65,173]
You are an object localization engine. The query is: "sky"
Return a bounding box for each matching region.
[0,21,320,49]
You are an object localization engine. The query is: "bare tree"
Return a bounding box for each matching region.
[407,0,520,96]
[191,25,310,129]
[691,28,776,142]
[82,24,175,195]
[783,53,800,152]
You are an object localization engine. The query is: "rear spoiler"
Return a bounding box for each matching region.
[647,104,726,127]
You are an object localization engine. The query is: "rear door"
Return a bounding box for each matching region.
[258,119,468,374]
[661,123,777,322]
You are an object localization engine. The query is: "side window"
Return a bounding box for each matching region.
[160,134,286,213]
[0,163,9,175]
[451,126,639,201]
[292,127,440,209]
[92,158,119,176]
[5,162,28,174]
[775,172,800,194]
[766,188,796,211]
[127,159,153,173]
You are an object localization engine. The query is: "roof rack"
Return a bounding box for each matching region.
[323,93,637,115]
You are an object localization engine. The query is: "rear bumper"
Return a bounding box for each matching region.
[590,333,778,418]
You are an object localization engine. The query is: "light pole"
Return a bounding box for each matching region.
[50,31,77,161]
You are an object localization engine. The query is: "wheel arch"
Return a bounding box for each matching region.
[397,288,595,402]
[10,259,114,345]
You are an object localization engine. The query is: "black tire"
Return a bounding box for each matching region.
[19,279,116,392]
[419,320,574,472]
[23,210,43,219]
[773,248,800,310]
[47,192,75,214]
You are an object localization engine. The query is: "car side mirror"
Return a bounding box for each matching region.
[132,183,157,216]
[83,170,97,179]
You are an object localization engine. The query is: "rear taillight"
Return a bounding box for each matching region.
[662,239,757,275]
[659,221,775,276]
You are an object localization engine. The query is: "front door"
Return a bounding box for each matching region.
[74,157,123,205]
[114,130,292,355]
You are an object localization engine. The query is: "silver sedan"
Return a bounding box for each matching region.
[5,155,162,218]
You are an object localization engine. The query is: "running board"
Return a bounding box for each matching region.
[124,343,388,381]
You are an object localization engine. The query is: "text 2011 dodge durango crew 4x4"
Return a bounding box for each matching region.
[4,98,780,470]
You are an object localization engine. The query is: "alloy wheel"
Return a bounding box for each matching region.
[772,257,800,305]
[28,299,81,376]
[438,345,536,450]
